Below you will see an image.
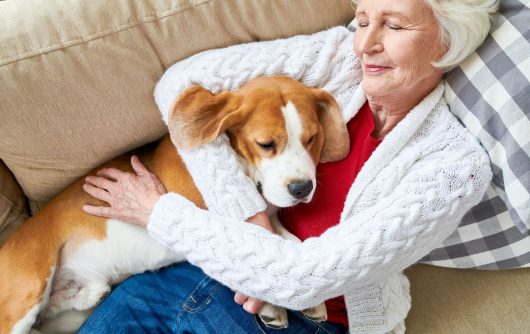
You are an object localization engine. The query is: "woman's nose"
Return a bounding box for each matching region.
[359,26,383,54]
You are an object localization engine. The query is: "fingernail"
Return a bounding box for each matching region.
[244,303,257,314]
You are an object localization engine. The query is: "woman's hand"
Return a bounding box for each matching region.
[234,293,265,314]
[82,155,167,227]
[84,155,270,312]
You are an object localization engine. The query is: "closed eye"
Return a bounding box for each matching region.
[357,21,368,28]
[256,140,276,151]
[387,24,403,30]
[306,135,316,146]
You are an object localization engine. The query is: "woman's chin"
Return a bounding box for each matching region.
[362,80,395,98]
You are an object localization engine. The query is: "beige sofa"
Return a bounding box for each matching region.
[1,0,529,332]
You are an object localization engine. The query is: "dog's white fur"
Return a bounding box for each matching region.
[256,102,317,208]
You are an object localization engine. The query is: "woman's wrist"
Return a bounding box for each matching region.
[147,192,199,236]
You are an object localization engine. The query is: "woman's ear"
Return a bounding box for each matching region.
[313,89,350,163]
[168,86,245,149]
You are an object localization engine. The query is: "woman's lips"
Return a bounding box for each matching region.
[364,64,391,74]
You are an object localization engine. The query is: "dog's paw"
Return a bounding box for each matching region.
[258,303,289,329]
[73,283,110,311]
[302,303,327,322]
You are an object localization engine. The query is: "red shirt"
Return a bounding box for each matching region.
[279,102,381,327]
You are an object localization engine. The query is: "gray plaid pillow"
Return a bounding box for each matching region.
[424,0,530,269]
[444,0,530,234]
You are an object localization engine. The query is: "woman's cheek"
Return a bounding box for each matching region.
[353,35,363,59]
[391,45,425,85]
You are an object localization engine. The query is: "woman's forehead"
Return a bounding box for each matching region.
[356,0,430,19]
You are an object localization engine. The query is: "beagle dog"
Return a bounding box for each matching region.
[0,76,350,334]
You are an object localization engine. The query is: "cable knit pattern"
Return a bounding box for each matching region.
[150,27,492,333]
[177,135,267,220]
[154,27,360,125]
[154,26,361,219]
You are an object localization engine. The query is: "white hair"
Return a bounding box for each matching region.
[426,0,499,70]
[353,0,500,70]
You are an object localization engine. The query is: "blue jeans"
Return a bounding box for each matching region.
[77,262,347,334]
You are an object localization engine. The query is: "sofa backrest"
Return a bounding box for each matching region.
[0,0,355,231]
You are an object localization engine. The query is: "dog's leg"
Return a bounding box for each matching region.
[301,303,328,322]
[0,267,55,334]
[258,303,289,329]
[270,214,329,323]
[252,214,291,329]
[73,282,110,311]
[35,308,94,334]
[43,279,109,318]
[43,277,81,318]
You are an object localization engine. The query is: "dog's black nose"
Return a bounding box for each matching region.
[287,180,313,199]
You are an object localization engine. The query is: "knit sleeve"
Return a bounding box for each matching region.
[177,135,267,219]
[154,26,361,219]
[147,148,492,310]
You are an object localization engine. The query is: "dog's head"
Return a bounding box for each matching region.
[168,76,350,207]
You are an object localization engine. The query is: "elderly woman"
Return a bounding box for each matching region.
[79,0,498,333]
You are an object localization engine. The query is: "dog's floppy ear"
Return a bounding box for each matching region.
[313,89,350,163]
[168,85,245,149]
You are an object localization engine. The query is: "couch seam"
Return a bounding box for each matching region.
[0,0,215,67]
[0,192,26,216]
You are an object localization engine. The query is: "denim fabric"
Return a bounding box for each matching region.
[77,262,347,334]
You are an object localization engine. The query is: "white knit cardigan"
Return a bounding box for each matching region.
[148,27,492,334]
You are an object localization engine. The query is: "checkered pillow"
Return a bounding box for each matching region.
[444,0,530,234]
[423,0,530,269]
[349,0,530,269]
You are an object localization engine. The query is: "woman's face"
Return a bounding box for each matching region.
[354,0,445,98]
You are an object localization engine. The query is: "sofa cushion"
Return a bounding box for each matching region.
[405,264,530,334]
[0,0,354,209]
[0,161,28,246]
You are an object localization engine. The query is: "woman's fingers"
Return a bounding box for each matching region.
[234,292,249,305]
[82,204,119,219]
[83,183,113,203]
[85,175,117,193]
[234,292,265,314]
[83,158,166,227]
[131,155,150,175]
[243,297,265,314]
[96,167,128,181]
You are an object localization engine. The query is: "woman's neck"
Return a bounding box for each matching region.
[368,97,413,139]
[367,75,442,139]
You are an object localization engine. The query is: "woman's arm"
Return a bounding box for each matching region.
[154,26,360,220]
[147,151,492,310]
